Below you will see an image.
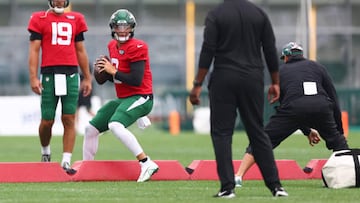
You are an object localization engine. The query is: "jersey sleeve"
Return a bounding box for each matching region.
[75,12,88,35]
[261,10,279,73]
[27,12,43,34]
[198,10,217,69]
[299,126,311,136]
[320,64,344,134]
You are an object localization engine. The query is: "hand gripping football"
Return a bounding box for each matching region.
[93,55,112,85]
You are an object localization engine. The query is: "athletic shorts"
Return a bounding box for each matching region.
[41,73,79,120]
[90,95,153,133]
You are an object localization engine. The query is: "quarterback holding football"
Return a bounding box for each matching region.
[83,9,159,182]
[93,55,112,84]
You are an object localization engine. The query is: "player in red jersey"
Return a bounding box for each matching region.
[82,9,159,182]
[28,0,92,174]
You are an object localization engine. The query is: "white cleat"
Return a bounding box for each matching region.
[137,158,159,182]
[235,176,242,188]
[273,187,289,197]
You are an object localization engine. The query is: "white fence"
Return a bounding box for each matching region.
[0,96,101,136]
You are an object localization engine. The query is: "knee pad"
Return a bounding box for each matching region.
[108,122,125,132]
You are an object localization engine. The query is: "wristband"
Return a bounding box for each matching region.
[193,80,202,87]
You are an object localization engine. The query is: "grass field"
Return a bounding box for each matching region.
[0,124,359,203]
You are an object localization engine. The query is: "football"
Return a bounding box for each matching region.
[93,56,112,85]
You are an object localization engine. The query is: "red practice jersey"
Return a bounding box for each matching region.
[107,38,153,98]
[28,11,88,68]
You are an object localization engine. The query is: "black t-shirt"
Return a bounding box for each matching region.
[199,0,278,75]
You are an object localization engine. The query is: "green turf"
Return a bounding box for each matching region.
[0,124,359,203]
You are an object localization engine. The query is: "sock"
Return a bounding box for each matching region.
[108,121,144,157]
[83,124,100,160]
[41,145,51,155]
[61,152,72,167]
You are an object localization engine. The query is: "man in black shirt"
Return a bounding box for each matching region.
[234,42,349,187]
[189,0,287,198]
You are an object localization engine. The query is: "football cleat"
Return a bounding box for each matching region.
[235,176,242,188]
[62,162,77,175]
[137,157,159,182]
[272,187,289,197]
[213,190,235,198]
[41,154,51,162]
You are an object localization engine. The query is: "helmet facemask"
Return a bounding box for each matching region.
[110,23,133,43]
[48,0,70,14]
[109,9,136,43]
